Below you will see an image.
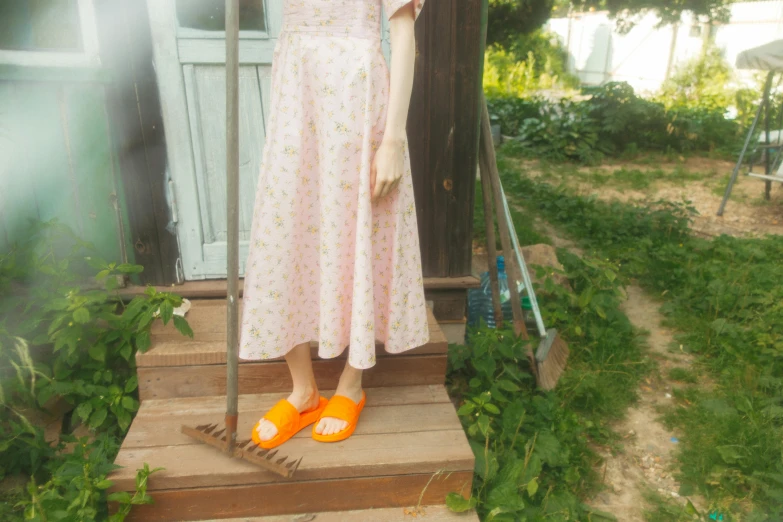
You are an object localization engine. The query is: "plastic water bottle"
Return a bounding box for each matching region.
[467,255,526,331]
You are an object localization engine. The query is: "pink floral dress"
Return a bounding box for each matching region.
[239,0,428,369]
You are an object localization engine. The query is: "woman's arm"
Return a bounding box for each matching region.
[370,2,416,201]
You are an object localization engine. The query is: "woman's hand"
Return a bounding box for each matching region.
[370,136,405,201]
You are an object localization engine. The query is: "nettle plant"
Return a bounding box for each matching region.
[1,221,191,436]
[0,220,191,520]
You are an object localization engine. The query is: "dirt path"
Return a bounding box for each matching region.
[534,220,706,520]
[592,285,706,520]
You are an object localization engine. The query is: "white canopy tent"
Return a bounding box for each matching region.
[736,39,783,73]
[718,40,783,215]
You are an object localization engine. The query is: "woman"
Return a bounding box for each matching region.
[239,0,427,448]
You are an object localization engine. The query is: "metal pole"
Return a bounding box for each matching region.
[765,72,773,200]
[717,72,773,216]
[225,0,240,455]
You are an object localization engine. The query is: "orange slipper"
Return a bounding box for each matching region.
[251,396,328,449]
[312,391,366,443]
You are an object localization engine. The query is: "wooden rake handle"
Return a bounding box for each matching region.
[478,93,531,347]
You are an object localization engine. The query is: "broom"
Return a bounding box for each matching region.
[179,0,301,478]
[478,93,569,390]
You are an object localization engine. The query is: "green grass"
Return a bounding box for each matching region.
[535,162,717,193]
[454,182,649,519]
[642,490,703,521]
[495,145,783,520]
[668,367,699,384]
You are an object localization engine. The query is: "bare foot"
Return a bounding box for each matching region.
[314,382,363,436]
[256,386,319,442]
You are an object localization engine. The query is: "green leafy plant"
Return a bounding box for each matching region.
[489,80,742,162]
[447,244,648,519]
[484,31,579,97]
[497,148,783,518]
[1,219,189,520]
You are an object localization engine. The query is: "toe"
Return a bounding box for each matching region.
[257,420,278,441]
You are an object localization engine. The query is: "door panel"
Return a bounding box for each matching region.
[183,64,268,245]
[147,0,279,279]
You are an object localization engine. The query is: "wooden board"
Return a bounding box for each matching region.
[120,276,480,300]
[139,301,447,367]
[138,354,447,400]
[209,505,480,521]
[109,385,473,490]
[114,472,475,521]
[114,429,470,490]
[124,401,458,449]
[109,384,474,520]
[136,300,449,400]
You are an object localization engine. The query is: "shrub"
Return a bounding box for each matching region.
[483,30,579,98]
[489,81,742,161]
[658,46,736,113]
[0,220,190,520]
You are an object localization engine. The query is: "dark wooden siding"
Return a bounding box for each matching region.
[95,0,179,285]
[409,0,484,279]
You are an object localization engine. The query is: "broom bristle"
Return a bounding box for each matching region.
[534,329,569,391]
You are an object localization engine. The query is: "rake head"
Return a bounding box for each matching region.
[181,423,303,479]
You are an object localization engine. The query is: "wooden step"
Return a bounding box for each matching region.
[207,505,480,521]
[138,300,449,401]
[109,385,475,521]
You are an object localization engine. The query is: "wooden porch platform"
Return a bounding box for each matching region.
[109,299,477,520]
[209,505,479,521]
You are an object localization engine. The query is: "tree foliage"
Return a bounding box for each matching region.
[568,0,733,30]
[490,0,734,45]
[487,0,556,47]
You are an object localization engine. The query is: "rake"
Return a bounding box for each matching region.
[478,92,570,390]
[181,423,303,478]
[179,0,301,479]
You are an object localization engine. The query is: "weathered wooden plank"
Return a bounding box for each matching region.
[449,0,482,277]
[121,276,480,301]
[427,0,455,277]
[124,402,460,449]
[409,1,431,277]
[148,299,440,333]
[63,83,124,262]
[110,429,473,490]
[138,354,447,400]
[137,385,450,416]
[209,505,480,522]
[139,338,446,367]
[428,289,468,321]
[113,472,474,521]
[406,1,480,279]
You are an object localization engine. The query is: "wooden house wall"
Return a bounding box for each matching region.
[0,66,128,264]
[409,0,485,279]
[0,0,486,287]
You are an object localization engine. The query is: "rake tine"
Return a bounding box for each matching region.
[203,424,218,434]
[183,423,299,478]
[195,424,210,431]
[291,457,304,475]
